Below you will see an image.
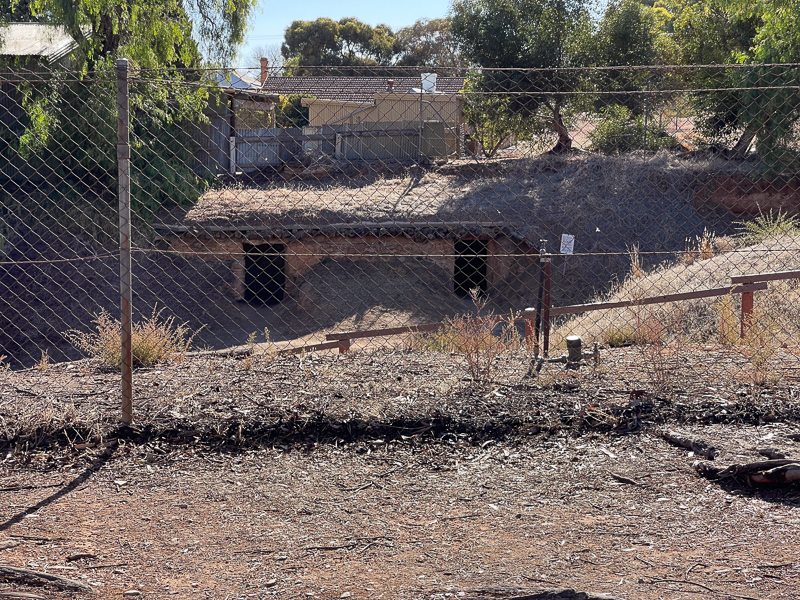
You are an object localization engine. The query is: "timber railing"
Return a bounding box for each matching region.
[317,275,772,358]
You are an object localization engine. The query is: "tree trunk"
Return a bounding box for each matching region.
[731,121,759,158]
[547,100,572,154]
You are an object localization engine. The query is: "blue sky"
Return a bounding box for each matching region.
[237,0,453,66]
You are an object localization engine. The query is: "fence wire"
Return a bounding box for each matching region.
[3,63,800,418]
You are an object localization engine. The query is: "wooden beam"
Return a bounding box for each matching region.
[277,340,341,355]
[731,269,800,284]
[151,221,511,234]
[529,283,768,318]
[326,323,445,341]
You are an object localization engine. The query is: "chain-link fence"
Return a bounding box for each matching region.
[4,62,800,420]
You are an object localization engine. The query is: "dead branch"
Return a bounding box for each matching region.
[749,463,800,485]
[644,577,762,600]
[0,564,94,593]
[694,459,800,485]
[660,430,718,459]
[605,470,641,486]
[465,587,618,600]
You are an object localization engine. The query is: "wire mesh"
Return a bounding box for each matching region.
[3,63,800,415]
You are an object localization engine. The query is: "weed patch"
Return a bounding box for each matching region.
[66,309,199,369]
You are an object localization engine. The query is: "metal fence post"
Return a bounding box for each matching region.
[117,58,133,425]
[740,289,754,339]
[542,253,552,358]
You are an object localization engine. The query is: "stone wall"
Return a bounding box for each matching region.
[164,233,538,302]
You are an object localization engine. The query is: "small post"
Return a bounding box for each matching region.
[542,253,552,358]
[116,58,133,425]
[338,338,351,354]
[566,335,582,362]
[741,290,754,339]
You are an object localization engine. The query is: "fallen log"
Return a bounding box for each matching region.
[0,565,94,593]
[694,459,800,486]
[749,463,800,485]
[660,430,717,459]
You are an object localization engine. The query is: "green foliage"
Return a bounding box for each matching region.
[281,17,403,72]
[395,19,463,68]
[735,210,800,246]
[463,74,538,157]
[30,0,256,67]
[451,0,593,69]
[592,0,663,67]
[451,0,594,152]
[275,94,312,128]
[590,105,680,153]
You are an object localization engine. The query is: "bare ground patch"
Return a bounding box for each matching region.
[2,348,800,599]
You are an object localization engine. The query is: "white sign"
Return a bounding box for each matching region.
[560,234,575,255]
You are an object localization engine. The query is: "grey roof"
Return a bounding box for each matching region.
[260,76,465,103]
[0,23,78,61]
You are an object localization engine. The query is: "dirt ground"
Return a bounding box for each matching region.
[2,346,800,600]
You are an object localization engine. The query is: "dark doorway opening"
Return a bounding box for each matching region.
[244,243,286,304]
[454,239,488,296]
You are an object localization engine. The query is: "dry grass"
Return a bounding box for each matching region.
[683,228,717,265]
[66,308,199,369]
[554,234,800,350]
[33,350,50,372]
[408,290,523,383]
[715,294,739,345]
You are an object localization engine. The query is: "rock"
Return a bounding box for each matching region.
[122,591,142,597]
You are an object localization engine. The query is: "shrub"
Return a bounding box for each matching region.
[408,290,521,383]
[66,309,199,369]
[590,105,680,154]
[735,210,800,246]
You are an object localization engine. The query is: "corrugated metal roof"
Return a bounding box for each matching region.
[260,76,465,103]
[0,23,78,61]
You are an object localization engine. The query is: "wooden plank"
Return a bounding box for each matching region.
[537,283,768,317]
[731,269,800,284]
[151,221,510,234]
[326,323,444,341]
[277,341,340,355]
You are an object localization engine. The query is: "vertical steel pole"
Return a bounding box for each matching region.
[533,240,547,357]
[542,255,552,358]
[117,58,133,425]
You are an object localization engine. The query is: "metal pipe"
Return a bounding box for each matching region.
[116,58,133,425]
[533,240,546,357]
